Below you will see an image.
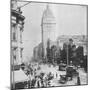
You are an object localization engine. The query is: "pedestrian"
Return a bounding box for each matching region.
[31,78,36,88]
[37,80,40,88]
[56,73,58,78]
[77,75,81,85]
[28,80,31,89]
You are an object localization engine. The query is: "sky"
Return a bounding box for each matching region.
[18,2,87,62]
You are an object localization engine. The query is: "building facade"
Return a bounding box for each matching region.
[33,43,43,61]
[11,0,25,67]
[57,35,88,56]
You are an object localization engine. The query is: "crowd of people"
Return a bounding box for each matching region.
[21,63,58,88]
[19,61,83,89]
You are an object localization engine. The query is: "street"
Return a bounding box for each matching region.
[34,63,87,87]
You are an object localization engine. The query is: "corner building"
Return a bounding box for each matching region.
[11,0,25,67]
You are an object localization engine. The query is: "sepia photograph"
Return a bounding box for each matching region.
[11,0,88,89]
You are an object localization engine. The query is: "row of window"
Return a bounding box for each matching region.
[11,23,23,42]
[12,47,23,63]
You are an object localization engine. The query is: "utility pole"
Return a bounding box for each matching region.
[12,0,32,11]
[16,1,32,11]
[67,43,69,67]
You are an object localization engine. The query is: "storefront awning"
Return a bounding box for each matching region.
[12,69,29,83]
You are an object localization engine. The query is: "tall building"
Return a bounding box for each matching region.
[11,0,25,67]
[41,4,56,58]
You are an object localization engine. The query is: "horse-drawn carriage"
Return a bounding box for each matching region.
[59,66,79,84]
